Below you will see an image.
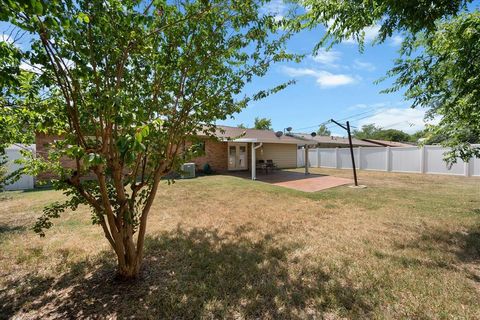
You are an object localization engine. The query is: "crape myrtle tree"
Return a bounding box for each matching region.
[295,0,479,162]
[0,0,296,279]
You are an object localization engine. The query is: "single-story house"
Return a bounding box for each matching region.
[191,126,314,179]
[35,126,314,182]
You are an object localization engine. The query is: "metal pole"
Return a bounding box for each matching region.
[346,121,358,186]
[305,144,309,175]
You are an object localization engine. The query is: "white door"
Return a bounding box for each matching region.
[228,143,248,170]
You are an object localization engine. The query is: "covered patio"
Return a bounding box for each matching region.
[229,170,352,192]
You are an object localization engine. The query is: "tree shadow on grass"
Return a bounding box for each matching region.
[0,224,26,235]
[1,226,376,319]
[387,223,480,283]
[398,225,480,264]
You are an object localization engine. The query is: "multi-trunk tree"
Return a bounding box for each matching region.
[0,0,295,279]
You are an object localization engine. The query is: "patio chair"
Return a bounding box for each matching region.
[256,160,268,174]
[266,159,278,170]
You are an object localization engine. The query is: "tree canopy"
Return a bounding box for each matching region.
[384,11,480,161]
[0,0,295,278]
[353,124,412,142]
[316,124,331,136]
[297,0,479,161]
[253,117,272,130]
[298,0,471,50]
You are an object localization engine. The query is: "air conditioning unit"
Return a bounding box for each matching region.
[181,163,196,179]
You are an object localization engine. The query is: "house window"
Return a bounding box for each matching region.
[197,141,206,152]
[192,141,206,154]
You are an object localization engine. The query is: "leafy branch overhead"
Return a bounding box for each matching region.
[295,0,479,161]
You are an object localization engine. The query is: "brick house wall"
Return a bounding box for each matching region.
[190,139,228,172]
[36,132,77,182]
[37,133,230,181]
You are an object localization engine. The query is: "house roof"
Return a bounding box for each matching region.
[294,134,380,147]
[201,125,314,145]
[360,139,414,147]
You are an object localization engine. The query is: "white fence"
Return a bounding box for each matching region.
[2,144,36,191]
[297,145,480,177]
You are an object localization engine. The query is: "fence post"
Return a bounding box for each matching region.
[464,159,471,177]
[357,147,362,169]
[420,146,426,174]
[317,148,320,168]
[335,147,339,169]
[385,146,391,171]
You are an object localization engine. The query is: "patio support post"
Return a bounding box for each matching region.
[251,142,263,180]
[251,143,256,180]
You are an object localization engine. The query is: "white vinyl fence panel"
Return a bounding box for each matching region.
[308,149,318,167]
[390,147,421,173]
[297,145,480,177]
[2,144,35,191]
[319,148,337,168]
[424,146,466,175]
[472,157,480,177]
[360,147,386,171]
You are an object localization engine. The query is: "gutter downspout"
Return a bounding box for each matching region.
[251,142,263,180]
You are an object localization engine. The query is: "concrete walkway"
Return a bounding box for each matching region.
[230,170,352,192]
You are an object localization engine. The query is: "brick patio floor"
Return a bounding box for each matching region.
[228,170,352,192]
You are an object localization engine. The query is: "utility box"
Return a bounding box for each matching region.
[181,163,196,179]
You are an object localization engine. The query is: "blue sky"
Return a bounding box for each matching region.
[221,24,417,137]
[217,2,427,136]
[217,0,478,136]
[2,1,478,137]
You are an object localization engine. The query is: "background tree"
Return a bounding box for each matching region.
[296,0,479,161]
[353,124,411,142]
[316,124,331,136]
[384,11,480,161]
[0,0,295,279]
[236,123,247,129]
[253,117,272,130]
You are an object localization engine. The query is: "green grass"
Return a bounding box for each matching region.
[0,168,479,319]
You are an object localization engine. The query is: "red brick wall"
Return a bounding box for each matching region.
[190,140,228,172]
[37,133,230,181]
[36,133,77,182]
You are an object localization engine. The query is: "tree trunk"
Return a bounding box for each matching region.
[116,236,142,280]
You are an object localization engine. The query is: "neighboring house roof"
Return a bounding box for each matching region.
[360,139,414,147]
[201,125,315,145]
[294,134,380,147]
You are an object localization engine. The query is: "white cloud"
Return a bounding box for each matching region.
[390,35,403,47]
[357,108,436,133]
[310,48,341,67]
[343,25,380,44]
[263,0,287,20]
[353,59,375,72]
[20,62,43,74]
[282,66,356,88]
[0,34,13,44]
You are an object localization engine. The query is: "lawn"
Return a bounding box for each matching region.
[0,168,479,319]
